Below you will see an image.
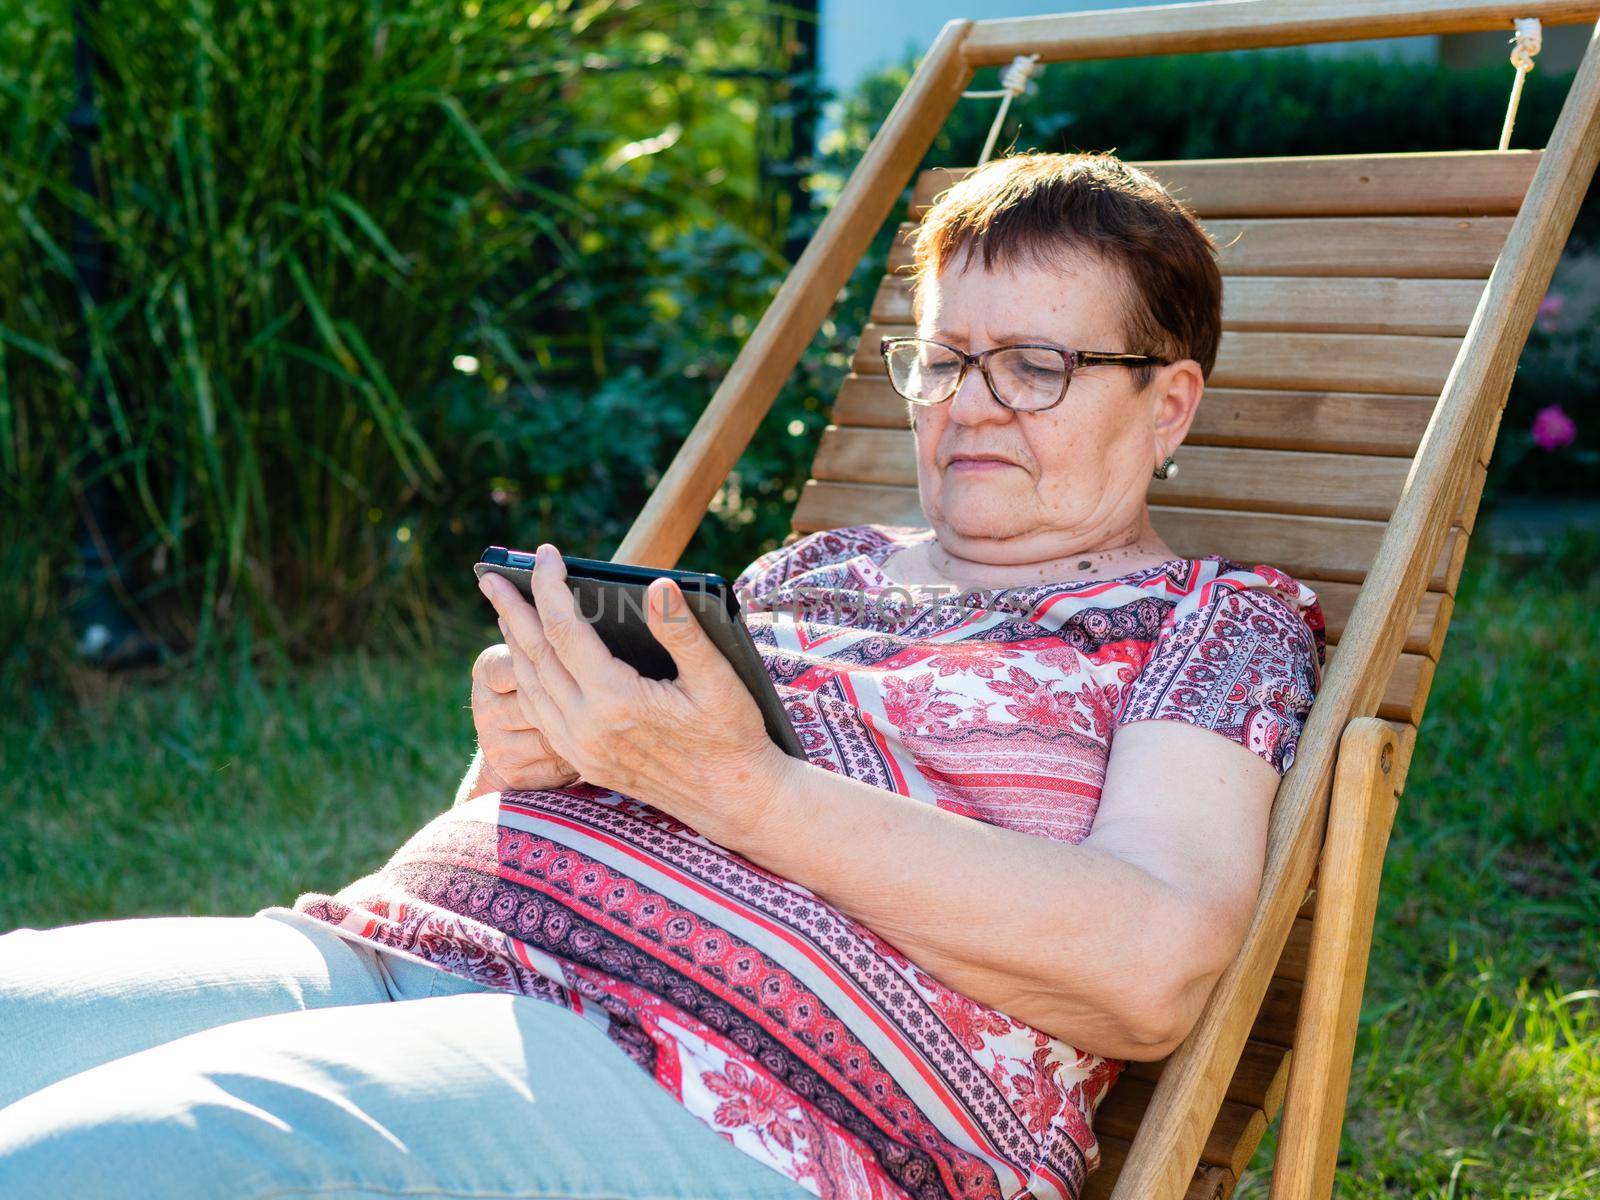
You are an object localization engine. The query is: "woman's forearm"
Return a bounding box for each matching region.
[712,754,1204,1058]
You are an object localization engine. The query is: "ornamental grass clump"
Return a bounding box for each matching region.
[0,0,802,677]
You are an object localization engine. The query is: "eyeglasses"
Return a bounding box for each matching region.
[879,336,1170,413]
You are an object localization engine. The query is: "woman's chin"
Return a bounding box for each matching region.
[931,506,1030,543]
[923,480,1037,541]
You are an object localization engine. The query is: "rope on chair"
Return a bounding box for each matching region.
[1500,17,1543,151]
[962,54,1043,166]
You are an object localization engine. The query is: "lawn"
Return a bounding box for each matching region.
[3,538,1596,1198]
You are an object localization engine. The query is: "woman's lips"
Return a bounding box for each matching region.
[947,457,1018,472]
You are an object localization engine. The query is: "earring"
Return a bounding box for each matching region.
[1153,455,1178,480]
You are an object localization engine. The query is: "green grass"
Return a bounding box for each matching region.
[0,611,490,923]
[3,539,1597,1197]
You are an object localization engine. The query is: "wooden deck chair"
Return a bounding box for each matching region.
[611,4,1600,1197]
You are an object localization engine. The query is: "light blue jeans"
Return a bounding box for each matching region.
[0,907,816,1200]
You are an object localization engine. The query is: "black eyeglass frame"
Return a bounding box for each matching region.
[878,335,1170,413]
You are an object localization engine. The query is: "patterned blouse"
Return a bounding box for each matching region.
[284,523,1325,1200]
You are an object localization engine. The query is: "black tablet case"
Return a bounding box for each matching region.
[474,548,807,761]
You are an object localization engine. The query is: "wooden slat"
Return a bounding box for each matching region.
[1245,270,1486,334]
[1275,915,1314,984]
[870,272,1487,337]
[831,373,1438,458]
[855,324,1463,396]
[1389,651,1435,727]
[1141,506,1454,588]
[1307,645,1433,725]
[813,428,1412,522]
[1297,889,1318,922]
[911,150,1542,219]
[793,482,1462,591]
[959,4,1600,67]
[1096,1075,1266,1176]
[1319,583,1450,660]
[1442,520,1471,595]
[1200,216,1515,280]
[1088,1136,1234,1200]
[1124,1039,1292,1118]
[888,215,1518,279]
[1252,976,1304,1048]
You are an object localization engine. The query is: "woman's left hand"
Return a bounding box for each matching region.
[477,542,792,845]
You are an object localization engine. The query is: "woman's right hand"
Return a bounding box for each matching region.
[471,642,581,790]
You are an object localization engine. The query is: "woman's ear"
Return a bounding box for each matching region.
[1151,359,1205,460]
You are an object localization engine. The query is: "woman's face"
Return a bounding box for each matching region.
[910,247,1204,565]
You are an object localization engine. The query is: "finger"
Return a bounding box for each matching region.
[473,643,518,695]
[502,618,577,750]
[471,678,538,732]
[477,710,572,780]
[526,543,632,688]
[645,577,735,693]
[480,568,582,709]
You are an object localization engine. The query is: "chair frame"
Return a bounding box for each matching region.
[613,5,1600,1196]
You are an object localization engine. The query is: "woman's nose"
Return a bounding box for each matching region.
[946,361,1013,424]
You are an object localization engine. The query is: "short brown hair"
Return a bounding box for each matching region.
[905,151,1222,390]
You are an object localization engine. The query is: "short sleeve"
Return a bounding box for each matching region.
[1116,563,1326,774]
[731,537,799,608]
[731,525,893,613]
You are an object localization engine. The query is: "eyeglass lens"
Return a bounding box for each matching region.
[884,341,1069,411]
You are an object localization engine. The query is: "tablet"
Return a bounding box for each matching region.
[474,546,807,761]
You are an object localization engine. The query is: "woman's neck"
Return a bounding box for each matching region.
[884,518,1177,591]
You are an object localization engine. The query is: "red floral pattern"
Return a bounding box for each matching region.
[706,1059,812,1154]
[288,523,1323,1200]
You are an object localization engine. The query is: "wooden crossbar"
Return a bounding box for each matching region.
[962,1,1600,66]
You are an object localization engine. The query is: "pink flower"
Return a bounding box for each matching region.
[1537,291,1565,333]
[1531,404,1577,451]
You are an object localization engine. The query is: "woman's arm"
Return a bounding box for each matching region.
[453,747,505,807]
[714,719,1279,1062]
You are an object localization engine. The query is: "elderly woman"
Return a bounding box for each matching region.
[0,151,1323,1200]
